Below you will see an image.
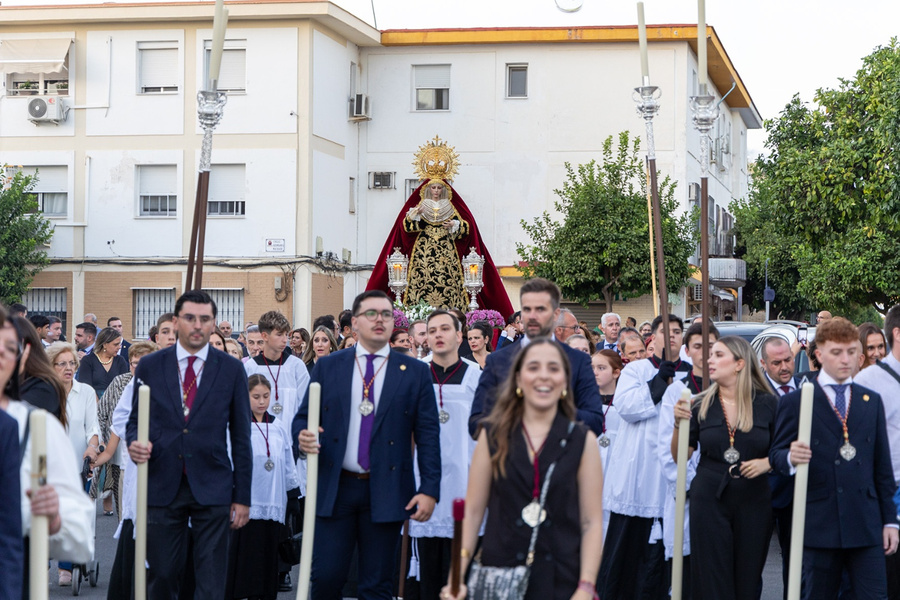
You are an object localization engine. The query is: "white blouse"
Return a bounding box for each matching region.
[7,401,94,563]
[65,380,100,472]
[249,417,301,523]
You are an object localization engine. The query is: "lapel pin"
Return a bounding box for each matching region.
[400,364,407,371]
[863,394,870,402]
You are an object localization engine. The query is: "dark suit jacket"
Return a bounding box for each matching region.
[118,339,132,358]
[768,375,805,510]
[0,410,22,600]
[495,335,517,351]
[468,338,604,438]
[770,382,897,548]
[126,345,253,507]
[292,347,441,523]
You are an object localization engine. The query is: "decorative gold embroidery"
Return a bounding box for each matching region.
[403,208,470,311]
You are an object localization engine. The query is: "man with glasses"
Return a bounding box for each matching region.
[554,308,581,343]
[126,290,252,598]
[294,289,441,599]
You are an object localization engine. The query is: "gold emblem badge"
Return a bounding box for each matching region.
[400,364,407,371]
[863,394,870,402]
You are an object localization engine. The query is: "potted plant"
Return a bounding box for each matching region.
[56,81,68,95]
[18,80,36,96]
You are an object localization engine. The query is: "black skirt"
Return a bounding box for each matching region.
[225,519,284,600]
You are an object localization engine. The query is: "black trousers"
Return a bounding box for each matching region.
[416,537,452,600]
[803,545,887,600]
[310,476,403,600]
[108,519,135,600]
[772,503,793,600]
[146,475,231,600]
[597,513,668,600]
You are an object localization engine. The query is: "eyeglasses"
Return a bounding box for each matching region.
[54,360,77,368]
[356,309,394,321]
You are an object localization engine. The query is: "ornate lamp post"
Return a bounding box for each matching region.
[461,247,485,312]
[386,247,409,303]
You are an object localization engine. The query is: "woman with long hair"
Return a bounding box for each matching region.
[859,322,887,370]
[76,326,128,398]
[672,335,778,600]
[11,315,67,424]
[442,338,604,600]
[290,328,310,358]
[389,328,415,357]
[300,326,338,370]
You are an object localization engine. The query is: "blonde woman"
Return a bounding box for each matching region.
[672,336,777,600]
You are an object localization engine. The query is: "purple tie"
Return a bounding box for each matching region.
[357,354,377,471]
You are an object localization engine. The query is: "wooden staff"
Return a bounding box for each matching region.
[671,389,691,600]
[787,382,814,600]
[450,498,465,595]
[648,155,671,357]
[29,409,49,600]
[297,383,321,600]
[646,167,659,317]
[135,384,150,600]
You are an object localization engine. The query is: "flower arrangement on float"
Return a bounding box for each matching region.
[465,309,505,329]
[393,300,434,330]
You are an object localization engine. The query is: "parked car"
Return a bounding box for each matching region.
[711,321,770,344]
[750,323,816,374]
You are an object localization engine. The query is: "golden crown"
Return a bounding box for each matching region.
[412,135,460,182]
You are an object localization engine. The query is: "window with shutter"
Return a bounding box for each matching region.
[132,288,176,338]
[138,41,178,94]
[207,164,246,217]
[137,164,177,217]
[203,40,246,92]
[21,165,67,216]
[413,64,450,111]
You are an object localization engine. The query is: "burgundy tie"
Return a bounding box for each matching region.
[779,385,791,396]
[357,354,376,471]
[183,356,198,419]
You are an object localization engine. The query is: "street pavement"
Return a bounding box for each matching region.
[45,501,785,598]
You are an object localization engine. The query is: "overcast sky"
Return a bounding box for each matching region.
[337,0,900,157]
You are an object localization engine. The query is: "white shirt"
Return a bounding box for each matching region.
[856,353,900,484]
[766,372,796,396]
[175,342,209,390]
[248,417,301,522]
[65,380,101,472]
[342,343,390,472]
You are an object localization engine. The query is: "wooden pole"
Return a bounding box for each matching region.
[29,410,49,600]
[787,383,815,600]
[700,176,710,386]
[296,383,321,600]
[647,165,659,317]
[648,157,671,358]
[185,176,203,292]
[135,385,150,600]
[450,499,465,596]
[671,389,691,600]
[193,170,211,290]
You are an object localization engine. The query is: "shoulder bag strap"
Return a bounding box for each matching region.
[525,461,556,567]
[876,360,900,387]
[18,403,36,467]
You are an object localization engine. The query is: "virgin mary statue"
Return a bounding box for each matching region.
[366,136,513,317]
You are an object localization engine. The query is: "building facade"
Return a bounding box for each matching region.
[0,2,759,339]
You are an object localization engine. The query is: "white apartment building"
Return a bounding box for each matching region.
[0,1,760,338]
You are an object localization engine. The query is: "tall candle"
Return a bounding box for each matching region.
[671,389,691,600]
[637,2,649,85]
[29,410,48,600]
[208,0,229,89]
[135,385,150,600]
[697,0,707,88]
[297,383,321,600]
[787,382,815,600]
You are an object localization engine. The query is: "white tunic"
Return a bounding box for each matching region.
[410,357,480,539]
[245,355,310,494]
[854,353,900,485]
[7,401,95,563]
[658,377,701,559]
[65,380,101,472]
[604,358,670,518]
[599,396,622,543]
[248,417,301,523]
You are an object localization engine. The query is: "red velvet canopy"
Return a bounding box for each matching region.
[366,180,514,319]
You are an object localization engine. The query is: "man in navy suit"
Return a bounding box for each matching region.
[294,290,441,600]
[468,277,603,438]
[127,290,252,599]
[0,409,22,600]
[770,317,899,600]
[760,335,804,598]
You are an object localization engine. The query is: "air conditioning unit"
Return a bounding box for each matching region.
[350,93,370,120]
[369,172,395,189]
[27,96,65,124]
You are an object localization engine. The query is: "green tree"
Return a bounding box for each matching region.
[0,167,54,305]
[516,132,696,312]
[734,39,900,314]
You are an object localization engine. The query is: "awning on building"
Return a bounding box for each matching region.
[0,38,71,74]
